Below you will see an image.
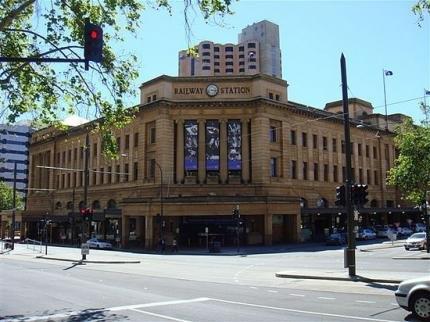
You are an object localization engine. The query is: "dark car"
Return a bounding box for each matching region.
[326,233,347,246]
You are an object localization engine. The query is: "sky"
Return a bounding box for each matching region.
[123,0,430,123]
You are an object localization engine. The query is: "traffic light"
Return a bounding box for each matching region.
[84,22,103,63]
[335,185,346,206]
[351,184,369,206]
[361,184,369,205]
[80,208,93,221]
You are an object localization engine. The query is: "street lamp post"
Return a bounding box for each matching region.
[382,69,393,132]
[341,54,356,277]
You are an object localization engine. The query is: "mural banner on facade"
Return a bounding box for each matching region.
[184,120,198,171]
[227,120,242,170]
[205,120,220,170]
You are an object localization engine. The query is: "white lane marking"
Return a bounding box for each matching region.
[318,297,336,300]
[233,264,255,283]
[13,298,210,322]
[289,293,305,297]
[208,298,399,322]
[356,300,376,304]
[268,290,278,293]
[131,308,192,322]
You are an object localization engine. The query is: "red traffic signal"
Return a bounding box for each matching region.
[84,22,103,63]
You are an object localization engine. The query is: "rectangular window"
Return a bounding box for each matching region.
[239,68,244,72]
[269,92,274,100]
[341,140,345,153]
[80,147,84,159]
[116,137,121,150]
[93,143,97,156]
[374,170,379,185]
[239,54,244,59]
[92,169,96,185]
[214,47,220,52]
[225,46,233,52]
[62,173,65,189]
[100,168,104,185]
[133,162,138,181]
[275,94,280,101]
[367,169,371,185]
[373,146,377,159]
[147,96,151,103]
[359,168,363,183]
[225,55,233,59]
[150,127,156,144]
[149,159,156,178]
[202,43,211,49]
[202,59,211,64]
[214,69,220,73]
[74,148,77,161]
[323,137,328,151]
[291,130,296,145]
[134,133,139,147]
[313,134,318,149]
[351,142,354,154]
[249,65,256,70]
[125,135,130,149]
[333,165,338,182]
[214,61,220,66]
[248,43,256,48]
[302,132,307,147]
[313,163,319,181]
[303,162,308,180]
[67,173,71,188]
[249,57,256,62]
[116,165,120,183]
[291,160,297,179]
[324,164,329,181]
[226,68,234,73]
[342,166,346,182]
[56,174,60,189]
[332,138,337,153]
[107,166,112,184]
[385,144,390,160]
[239,61,244,66]
[214,54,220,59]
[225,61,233,66]
[366,145,370,158]
[269,126,277,142]
[125,163,129,181]
[270,157,278,177]
[152,94,157,101]
[68,150,71,162]
[358,143,362,156]
[239,46,244,51]
[202,51,210,56]
[202,66,211,70]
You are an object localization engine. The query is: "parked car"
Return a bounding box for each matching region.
[357,228,376,240]
[404,233,427,251]
[86,238,112,249]
[326,233,347,246]
[395,276,430,321]
[375,225,391,238]
[398,226,414,238]
[415,223,427,233]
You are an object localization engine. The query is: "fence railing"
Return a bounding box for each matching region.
[24,238,43,253]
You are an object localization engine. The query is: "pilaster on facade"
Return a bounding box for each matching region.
[155,116,175,185]
[251,116,270,184]
[281,120,289,180]
[241,119,250,183]
[175,119,185,184]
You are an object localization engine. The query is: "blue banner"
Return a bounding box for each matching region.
[206,120,220,170]
[184,120,198,171]
[227,120,242,170]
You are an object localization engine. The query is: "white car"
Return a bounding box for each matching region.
[395,276,430,321]
[86,238,112,249]
[404,233,427,251]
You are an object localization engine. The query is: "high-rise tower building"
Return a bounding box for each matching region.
[178,20,282,78]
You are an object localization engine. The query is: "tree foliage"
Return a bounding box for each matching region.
[387,117,430,204]
[0,0,234,159]
[413,0,430,25]
[0,181,23,210]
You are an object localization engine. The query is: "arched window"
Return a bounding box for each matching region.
[92,200,101,209]
[55,202,62,209]
[79,201,85,209]
[317,198,329,208]
[66,201,73,210]
[107,199,117,209]
[300,198,308,209]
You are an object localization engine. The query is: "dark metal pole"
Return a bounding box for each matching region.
[236,205,240,253]
[11,162,17,250]
[425,192,430,254]
[156,162,164,247]
[341,53,356,277]
[71,188,75,246]
[83,133,90,244]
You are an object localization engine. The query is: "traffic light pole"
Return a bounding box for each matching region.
[83,133,90,244]
[341,54,356,277]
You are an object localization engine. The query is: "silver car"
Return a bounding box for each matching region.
[86,238,113,249]
[395,276,430,321]
[404,233,427,251]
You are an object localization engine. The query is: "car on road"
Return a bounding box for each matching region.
[404,233,427,251]
[326,233,347,246]
[86,238,112,249]
[357,228,376,240]
[395,276,430,321]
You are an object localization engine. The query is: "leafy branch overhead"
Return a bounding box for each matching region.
[0,0,234,159]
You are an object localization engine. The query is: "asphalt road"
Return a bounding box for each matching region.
[0,244,424,322]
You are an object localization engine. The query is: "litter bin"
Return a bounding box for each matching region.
[209,241,221,253]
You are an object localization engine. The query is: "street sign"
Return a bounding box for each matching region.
[81,243,90,255]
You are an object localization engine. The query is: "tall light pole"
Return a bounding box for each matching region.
[382,69,393,132]
[341,54,356,277]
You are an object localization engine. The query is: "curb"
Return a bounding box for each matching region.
[359,244,404,252]
[275,272,402,284]
[392,256,430,260]
[36,256,140,264]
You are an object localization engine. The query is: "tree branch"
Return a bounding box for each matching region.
[0,0,36,31]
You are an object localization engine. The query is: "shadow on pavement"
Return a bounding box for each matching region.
[363,281,398,291]
[0,309,127,322]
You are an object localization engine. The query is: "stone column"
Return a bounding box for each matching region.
[198,119,206,184]
[241,119,250,183]
[145,215,154,249]
[121,215,129,248]
[264,213,273,246]
[251,116,270,184]
[220,119,228,184]
[176,119,184,183]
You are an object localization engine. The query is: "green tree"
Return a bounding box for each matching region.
[413,0,430,25]
[0,0,233,158]
[0,181,23,210]
[387,116,430,204]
